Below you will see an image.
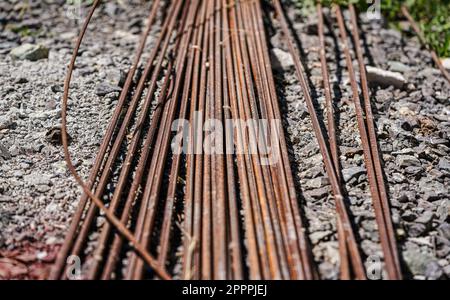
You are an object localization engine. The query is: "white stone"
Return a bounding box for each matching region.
[366,66,407,89]
[271,48,294,70]
[441,58,450,70]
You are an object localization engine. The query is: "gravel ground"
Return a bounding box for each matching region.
[0,1,449,279]
[0,0,158,279]
[270,7,450,279]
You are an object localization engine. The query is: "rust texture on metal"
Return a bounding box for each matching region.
[53,0,404,280]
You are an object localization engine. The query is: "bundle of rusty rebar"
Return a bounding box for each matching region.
[50,0,409,280]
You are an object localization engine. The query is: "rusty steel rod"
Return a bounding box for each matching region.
[221,0,244,280]
[212,0,228,280]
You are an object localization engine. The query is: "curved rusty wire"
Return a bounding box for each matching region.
[50,0,164,280]
[58,0,171,280]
